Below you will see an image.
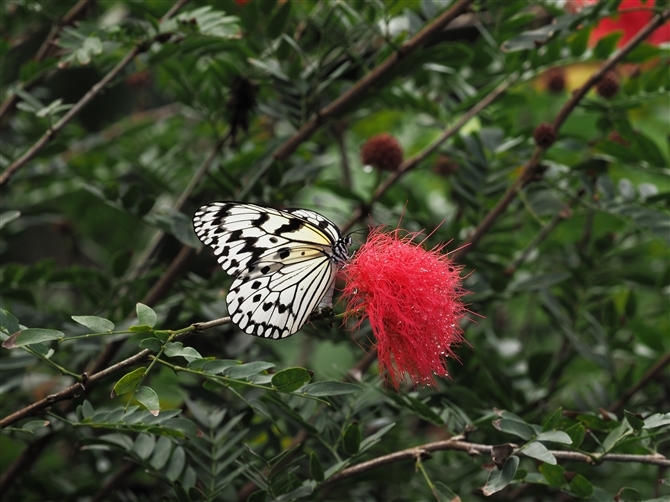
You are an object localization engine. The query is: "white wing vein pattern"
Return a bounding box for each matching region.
[193,201,347,339]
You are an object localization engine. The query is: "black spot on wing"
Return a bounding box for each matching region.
[276,218,304,234]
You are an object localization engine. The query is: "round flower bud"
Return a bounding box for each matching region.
[596,71,620,99]
[545,68,566,94]
[533,123,556,149]
[361,133,404,172]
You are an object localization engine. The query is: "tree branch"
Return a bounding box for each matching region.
[608,351,670,414]
[0,0,194,188]
[452,7,670,262]
[323,438,670,486]
[341,72,516,234]
[0,316,230,429]
[271,0,475,163]
[504,189,585,276]
[0,0,94,122]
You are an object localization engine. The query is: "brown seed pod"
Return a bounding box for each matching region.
[533,123,556,149]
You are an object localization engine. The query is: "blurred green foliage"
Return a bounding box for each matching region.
[1,0,669,501]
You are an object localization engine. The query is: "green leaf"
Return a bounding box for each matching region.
[624,411,645,431]
[482,456,519,495]
[163,418,198,438]
[360,422,396,451]
[492,418,537,441]
[535,431,572,444]
[309,452,324,482]
[150,436,172,470]
[539,463,566,487]
[0,210,21,229]
[569,26,590,57]
[81,400,94,419]
[511,272,571,292]
[222,361,275,379]
[267,0,292,39]
[522,441,556,464]
[300,381,361,397]
[98,433,134,451]
[165,445,186,481]
[342,422,361,455]
[247,491,267,502]
[22,420,50,432]
[567,473,593,498]
[0,310,21,336]
[173,482,189,502]
[272,367,312,393]
[133,434,156,460]
[111,367,146,398]
[600,421,634,454]
[136,303,157,328]
[135,386,160,416]
[2,328,64,349]
[643,413,670,429]
[624,43,661,63]
[154,330,170,342]
[633,132,667,167]
[593,32,621,59]
[139,338,163,353]
[615,488,641,502]
[71,315,115,332]
[164,342,202,362]
[199,359,241,373]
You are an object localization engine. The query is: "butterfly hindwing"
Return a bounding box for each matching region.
[193,201,348,338]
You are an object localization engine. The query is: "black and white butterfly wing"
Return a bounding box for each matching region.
[193,202,347,339]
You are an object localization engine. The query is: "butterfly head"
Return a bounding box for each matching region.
[332,235,352,264]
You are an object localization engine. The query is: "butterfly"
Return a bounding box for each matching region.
[193,201,352,339]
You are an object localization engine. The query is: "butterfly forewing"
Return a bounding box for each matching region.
[193,201,349,338]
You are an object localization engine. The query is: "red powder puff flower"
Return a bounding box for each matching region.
[341,227,468,388]
[568,0,670,47]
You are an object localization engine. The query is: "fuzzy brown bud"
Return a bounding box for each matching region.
[361,133,403,172]
[596,71,619,99]
[545,68,566,94]
[533,123,556,149]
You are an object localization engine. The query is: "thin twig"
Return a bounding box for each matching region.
[0,316,230,429]
[0,0,94,122]
[161,0,191,21]
[608,352,670,414]
[341,73,516,234]
[323,438,670,486]
[504,190,584,275]
[0,0,195,187]
[128,130,231,282]
[452,7,670,262]
[0,46,141,187]
[271,0,475,163]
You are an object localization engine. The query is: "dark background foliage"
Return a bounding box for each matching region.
[1,1,669,501]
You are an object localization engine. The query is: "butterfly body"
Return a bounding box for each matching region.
[193,202,351,339]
